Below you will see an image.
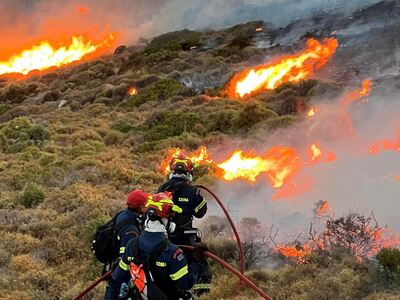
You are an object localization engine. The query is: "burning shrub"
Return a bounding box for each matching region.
[121,79,182,108]
[19,182,46,208]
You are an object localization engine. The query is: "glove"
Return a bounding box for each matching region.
[118,282,130,299]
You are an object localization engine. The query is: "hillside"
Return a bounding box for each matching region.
[0,1,400,299]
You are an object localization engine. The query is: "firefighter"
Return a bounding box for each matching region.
[104,189,148,300]
[157,152,211,295]
[108,193,200,300]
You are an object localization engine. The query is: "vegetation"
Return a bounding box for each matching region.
[0,20,397,300]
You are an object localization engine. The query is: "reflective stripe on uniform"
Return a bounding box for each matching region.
[194,199,207,213]
[193,283,211,290]
[155,261,167,267]
[170,265,188,280]
[119,247,125,254]
[119,260,129,271]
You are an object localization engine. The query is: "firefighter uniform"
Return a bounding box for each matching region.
[157,177,211,294]
[110,231,198,300]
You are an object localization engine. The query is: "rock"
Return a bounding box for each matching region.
[114,45,127,56]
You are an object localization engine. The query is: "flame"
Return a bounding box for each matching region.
[128,87,138,95]
[0,33,118,76]
[274,244,312,263]
[216,147,301,188]
[341,79,373,105]
[227,38,338,98]
[315,200,331,217]
[216,151,270,183]
[307,108,317,117]
[310,144,322,161]
[75,5,90,14]
[367,131,400,155]
[160,146,212,174]
[395,175,400,182]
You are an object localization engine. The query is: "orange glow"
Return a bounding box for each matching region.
[216,147,301,188]
[227,38,338,98]
[395,175,400,182]
[275,244,312,263]
[0,33,118,76]
[341,79,373,105]
[307,108,317,117]
[310,144,322,161]
[160,146,212,174]
[75,5,90,14]
[367,131,400,155]
[216,151,270,183]
[315,200,331,217]
[128,87,138,95]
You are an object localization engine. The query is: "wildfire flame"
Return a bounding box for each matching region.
[0,33,118,76]
[216,147,301,188]
[274,244,312,263]
[160,146,212,174]
[307,108,317,117]
[315,200,331,217]
[310,144,322,161]
[227,38,338,98]
[128,87,138,96]
[367,131,400,154]
[341,79,373,105]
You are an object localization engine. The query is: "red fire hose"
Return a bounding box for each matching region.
[73,270,112,300]
[73,248,272,300]
[180,245,271,300]
[197,185,246,274]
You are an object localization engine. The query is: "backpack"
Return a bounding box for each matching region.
[91,211,138,263]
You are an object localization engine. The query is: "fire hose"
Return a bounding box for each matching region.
[73,247,272,300]
[73,270,112,300]
[180,245,272,300]
[196,185,246,274]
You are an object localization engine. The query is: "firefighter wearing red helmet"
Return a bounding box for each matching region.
[108,193,200,300]
[157,152,211,295]
[103,189,148,300]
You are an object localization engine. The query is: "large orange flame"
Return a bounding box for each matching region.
[0,33,118,76]
[216,147,301,188]
[227,38,338,98]
[160,146,212,174]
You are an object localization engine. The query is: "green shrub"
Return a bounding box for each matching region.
[145,111,202,140]
[377,248,400,274]
[104,130,124,146]
[111,121,135,133]
[70,140,105,158]
[0,104,11,116]
[20,182,46,208]
[121,79,182,108]
[27,125,51,141]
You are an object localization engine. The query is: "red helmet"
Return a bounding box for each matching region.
[170,152,193,173]
[144,192,182,219]
[127,189,149,212]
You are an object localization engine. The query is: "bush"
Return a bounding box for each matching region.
[27,125,51,141]
[121,79,182,108]
[111,120,135,133]
[104,130,124,146]
[19,182,46,208]
[377,248,400,274]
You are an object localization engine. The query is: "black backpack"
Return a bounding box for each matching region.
[91,211,138,263]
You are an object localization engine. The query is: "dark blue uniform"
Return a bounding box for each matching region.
[109,231,198,300]
[104,208,141,300]
[157,177,211,295]
[115,209,141,255]
[157,177,207,244]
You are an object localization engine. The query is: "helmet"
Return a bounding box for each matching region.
[127,189,149,212]
[170,152,193,173]
[144,192,182,219]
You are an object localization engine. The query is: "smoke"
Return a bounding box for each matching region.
[0,0,380,60]
[203,84,400,239]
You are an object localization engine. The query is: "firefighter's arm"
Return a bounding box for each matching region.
[168,248,195,290]
[109,255,131,295]
[193,188,207,218]
[118,223,140,256]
